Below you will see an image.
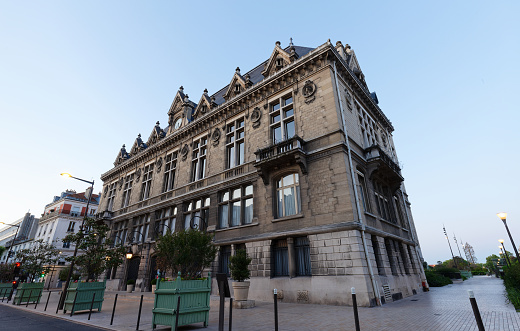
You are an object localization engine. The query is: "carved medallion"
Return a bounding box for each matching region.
[302,80,317,104]
[211,127,221,146]
[156,156,163,173]
[251,107,262,128]
[181,144,189,161]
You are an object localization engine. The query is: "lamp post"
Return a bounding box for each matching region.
[497,212,520,262]
[443,226,458,269]
[0,222,20,264]
[499,246,511,267]
[498,239,512,266]
[57,173,94,310]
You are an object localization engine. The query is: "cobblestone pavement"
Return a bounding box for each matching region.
[0,275,518,330]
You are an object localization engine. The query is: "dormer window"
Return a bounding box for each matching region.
[234,84,241,93]
[276,58,284,68]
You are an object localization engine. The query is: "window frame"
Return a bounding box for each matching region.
[218,184,254,229]
[272,239,289,277]
[163,151,178,192]
[226,118,245,169]
[191,136,208,182]
[121,173,134,208]
[183,197,210,230]
[106,182,117,211]
[270,94,295,144]
[154,206,177,237]
[140,163,154,201]
[275,173,301,218]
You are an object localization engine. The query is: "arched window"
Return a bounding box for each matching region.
[276,173,301,218]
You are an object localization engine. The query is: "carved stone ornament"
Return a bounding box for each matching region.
[104,186,108,195]
[156,156,163,173]
[251,107,262,128]
[118,177,124,191]
[211,127,221,146]
[302,80,317,104]
[181,144,189,161]
[345,91,353,110]
[135,168,142,181]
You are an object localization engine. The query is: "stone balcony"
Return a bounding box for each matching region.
[254,136,307,185]
[364,144,403,192]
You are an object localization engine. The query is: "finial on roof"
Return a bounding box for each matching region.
[185,94,189,102]
[345,44,351,49]
[156,121,160,126]
[275,41,281,47]
[138,133,141,138]
[122,144,126,148]
[204,88,208,94]
[336,41,343,47]
[327,38,331,43]
[236,67,240,74]
[289,37,293,46]
[179,86,184,92]
[211,95,215,102]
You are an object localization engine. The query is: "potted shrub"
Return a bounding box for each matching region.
[151,278,157,294]
[152,229,218,329]
[229,249,252,301]
[127,279,135,293]
[62,218,126,314]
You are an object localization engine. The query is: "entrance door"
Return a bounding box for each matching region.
[127,257,141,282]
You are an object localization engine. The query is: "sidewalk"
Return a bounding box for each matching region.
[0,275,518,330]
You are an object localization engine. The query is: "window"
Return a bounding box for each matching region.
[226,118,245,169]
[373,182,394,223]
[71,207,80,217]
[184,197,210,230]
[276,173,301,218]
[357,172,370,212]
[113,220,128,245]
[90,209,96,215]
[393,196,405,227]
[154,206,177,237]
[62,241,70,248]
[295,237,311,276]
[121,173,134,207]
[191,137,207,181]
[270,95,295,144]
[384,238,398,275]
[371,235,384,275]
[140,163,154,200]
[163,151,178,192]
[218,184,253,228]
[106,182,117,211]
[219,245,231,276]
[67,222,75,233]
[131,215,150,243]
[272,239,289,277]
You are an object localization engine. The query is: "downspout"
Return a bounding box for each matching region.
[400,190,427,281]
[333,60,381,306]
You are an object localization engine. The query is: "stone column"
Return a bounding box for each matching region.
[287,237,296,278]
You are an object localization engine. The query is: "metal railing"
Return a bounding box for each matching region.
[255,136,305,163]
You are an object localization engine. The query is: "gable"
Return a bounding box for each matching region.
[113,144,130,166]
[261,41,294,78]
[146,121,166,146]
[222,68,252,102]
[193,90,216,119]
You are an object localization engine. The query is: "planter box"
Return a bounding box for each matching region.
[63,280,106,314]
[13,283,44,305]
[0,283,13,299]
[152,272,211,329]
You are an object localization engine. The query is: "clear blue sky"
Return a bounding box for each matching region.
[1,1,519,264]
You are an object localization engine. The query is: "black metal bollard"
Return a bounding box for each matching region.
[468,290,485,331]
[219,281,225,331]
[88,293,96,320]
[110,293,118,325]
[274,289,279,331]
[136,295,144,331]
[229,298,233,331]
[26,290,34,307]
[55,291,61,314]
[174,295,181,331]
[70,291,78,317]
[44,291,52,311]
[351,287,360,331]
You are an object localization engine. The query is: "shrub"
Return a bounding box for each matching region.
[151,278,157,285]
[425,271,453,287]
[435,267,461,279]
[127,279,136,285]
[229,249,252,282]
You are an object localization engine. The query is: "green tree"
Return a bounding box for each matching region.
[485,254,500,272]
[0,246,6,257]
[15,240,59,282]
[155,229,218,279]
[229,249,252,282]
[0,262,15,283]
[63,218,126,281]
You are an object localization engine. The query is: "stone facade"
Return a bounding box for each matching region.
[97,40,427,306]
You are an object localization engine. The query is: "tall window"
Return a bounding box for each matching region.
[67,222,76,233]
[226,118,245,168]
[393,196,405,227]
[184,197,210,230]
[385,238,398,275]
[71,207,80,217]
[371,235,385,275]
[357,172,370,212]
[163,152,178,192]
[295,237,311,276]
[218,185,253,228]
[373,182,394,222]
[121,173,134,208]
[273,239,289,277]
[140,164,154,200]
[191,137,207,181]
[219,245,231,276]
[131,215,150,243]
[106,182,117,211]
[155,206,177,237]
[270,95,295,144]
[113,220,128,245]
[276,173,301,218]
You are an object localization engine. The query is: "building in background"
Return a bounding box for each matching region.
[0,212,39,263]
[97,39,426,306]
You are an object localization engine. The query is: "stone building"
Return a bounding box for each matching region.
[97,39,426,306]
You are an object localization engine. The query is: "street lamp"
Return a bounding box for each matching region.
[57,173,94,310]
[496,212,520,262]
[443,225,458,269]
[498,239,512,266]
[499,245,511,267]
[0,222,20,264]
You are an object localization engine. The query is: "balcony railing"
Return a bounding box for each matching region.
[255,136,305,163]
[40,210,85,221]
[364,144,403,191]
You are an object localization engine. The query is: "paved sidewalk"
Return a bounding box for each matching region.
[0,275,518,330]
